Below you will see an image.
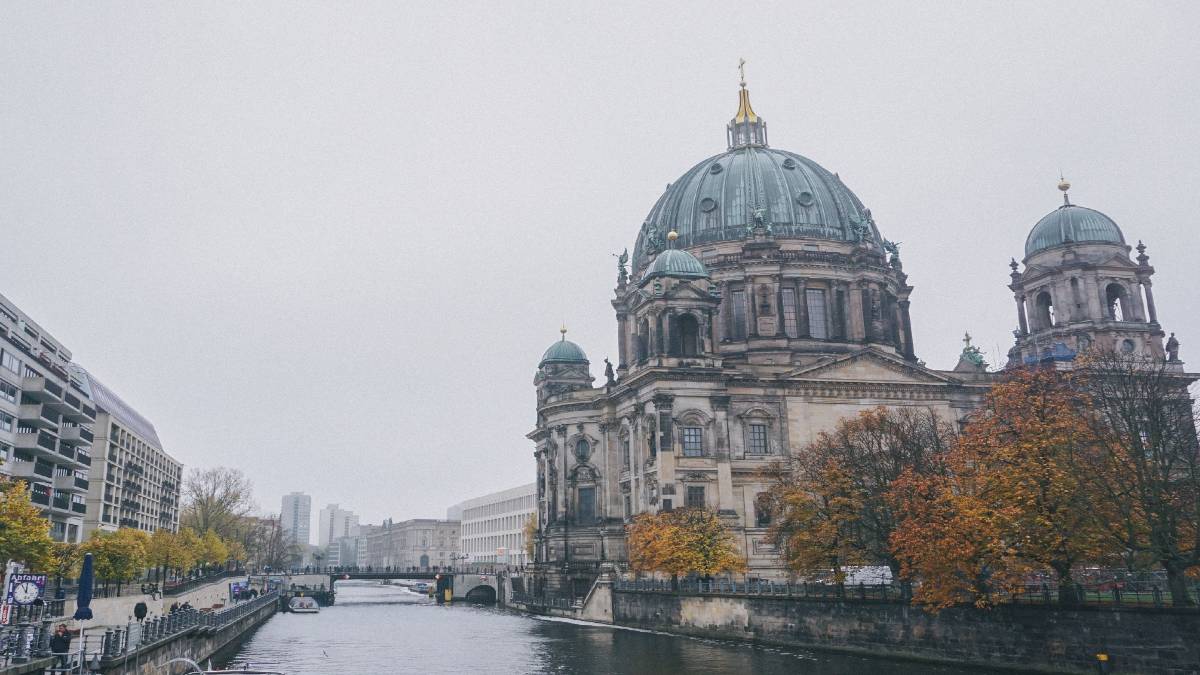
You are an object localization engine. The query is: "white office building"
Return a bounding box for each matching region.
[317,503,359,547]
[453,483,536,566]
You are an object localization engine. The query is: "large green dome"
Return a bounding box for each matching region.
[1025,203,1125,257]
[539,336,588,367]
[631,85,883,271]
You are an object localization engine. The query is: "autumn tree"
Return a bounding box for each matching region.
[891,367,1110,607]
[1078,350,1200,605]
[82,529,150,594]
[627,508,745,580]
[198,530,229,570]
[180,467,255,540]
[763,407,955,587]
[523,514,537,559]
[49,542,80,593]
[0,480,55,571]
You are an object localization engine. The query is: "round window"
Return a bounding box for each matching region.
[1121,339,1136,353]
[700,198,718,212]
[796,191,815,207]
[709,163,723,175]
[781,158,797,170]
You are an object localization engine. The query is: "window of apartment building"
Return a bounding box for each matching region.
[682,426,704,457]
[747,424,769,455]
[0,350,20,374]
[0,442,10,462]
[806,289,828,339]
[0,411,13,433]
[686,485,706,509]
[780,288,799,338]
[0,378,16,403]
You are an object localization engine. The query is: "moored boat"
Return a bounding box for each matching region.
[287,596,320,613]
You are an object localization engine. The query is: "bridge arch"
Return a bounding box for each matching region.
[465,584,497,604]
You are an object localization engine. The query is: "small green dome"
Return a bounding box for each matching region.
[1025,204,1125,257]
[540,336,589,367]
[642,249,709,283]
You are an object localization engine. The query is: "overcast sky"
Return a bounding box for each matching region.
[3,2,1198,531]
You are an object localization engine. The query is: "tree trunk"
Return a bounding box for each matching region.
[1165,562,1195,606]
[1052,562,1079,605]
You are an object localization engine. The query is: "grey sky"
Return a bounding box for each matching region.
[3,2,1198,528]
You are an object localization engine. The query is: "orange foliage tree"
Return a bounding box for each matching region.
[890,367,1111,608]
[626,508,745,580]
[763,407,955,586]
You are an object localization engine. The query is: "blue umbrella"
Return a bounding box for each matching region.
[72,553,94,621]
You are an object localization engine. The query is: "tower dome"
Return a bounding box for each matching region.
[642,247,709,283]
[631,82,883,271]
[539,331,589,367]
[1024,183,1125,257]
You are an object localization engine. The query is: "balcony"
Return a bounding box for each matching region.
[121,499,141,511]
[54,474,87,492]
[14,429,59,457]
[30,486,51,506]
[17,404,60,429]
[75,451,91,467]
[119,517,137,528]
[20,376,63,403]
[51,495,70,512]
[71,501,87,515]
[56,445,76,463]
[126,462,144,476]
[8,459,38,479]
[58,425,93,447]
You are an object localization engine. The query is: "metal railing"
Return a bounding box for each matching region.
[509,591,581,610]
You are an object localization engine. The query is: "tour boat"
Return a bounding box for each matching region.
[287,596,320,613]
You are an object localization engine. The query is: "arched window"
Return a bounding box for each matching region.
[1106,283,1129,321]
[1035,291,1054,328]
[672,314,701,356]
[574,439,590,462]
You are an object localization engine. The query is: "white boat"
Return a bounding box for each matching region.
[287,596,320,613]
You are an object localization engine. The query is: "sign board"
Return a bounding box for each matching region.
[5,573,46,605]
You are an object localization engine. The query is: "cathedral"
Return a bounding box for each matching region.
[527,76,1183,593]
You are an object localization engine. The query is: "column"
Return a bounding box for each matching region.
[648,313,660,356]
[712,397,737,516]
[847,281,866,341]
[1141,279,1159,324]
[747,278,759,337]
[1014,294,1028,334]
[1126,280,1147,322]
[898,299,916,360]
[797,279,809,337]
[616,312,629,369]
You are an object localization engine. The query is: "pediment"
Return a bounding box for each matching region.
[782,350,956,385]
[1098,253,1138,269]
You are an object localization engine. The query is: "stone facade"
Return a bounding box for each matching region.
[363,518,459,570]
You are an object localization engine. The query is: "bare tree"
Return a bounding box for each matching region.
[180,466,256,540]
[1078,350,1200,605]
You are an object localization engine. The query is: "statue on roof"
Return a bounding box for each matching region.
[1166,333,1180,362]
[614,248,629,285]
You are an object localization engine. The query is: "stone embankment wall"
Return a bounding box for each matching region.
[612,590,1200,675]
[78,578,238,627]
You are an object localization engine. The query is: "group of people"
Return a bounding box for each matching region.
[167,600,193,613]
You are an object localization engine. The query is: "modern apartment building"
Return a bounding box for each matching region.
[453,483,536,566]
[71,366,182,536]
[280,491,312,546]
[0,293,94,543]
[317,503,360,547]
[364,519,459,570]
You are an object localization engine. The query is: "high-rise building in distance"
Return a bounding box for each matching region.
[317,503,359,547]
[281,491,312,546]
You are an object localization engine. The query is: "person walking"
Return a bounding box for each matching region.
[49,624,71,670]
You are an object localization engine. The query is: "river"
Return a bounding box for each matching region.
[219,582,979,674]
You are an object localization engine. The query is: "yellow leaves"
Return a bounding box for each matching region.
[81,528,150,582]
[626,508,745,577]
[0,479,55,571]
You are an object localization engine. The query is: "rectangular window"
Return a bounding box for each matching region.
[780,288,798,338]
[686,486,706,509]
[0,350,20,375]
[729,290,747,340]
[806,289,828,339]
[661,498,673,512]
[0,378,16,403]
[577,487,595,524]
[682,427,704,457]
[748,424,769,454]
[0,411,12,432]
[624,495,632,519]
[755,493,772,527]
[622,438,631,469]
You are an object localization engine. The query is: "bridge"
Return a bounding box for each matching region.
[281,572,501,605]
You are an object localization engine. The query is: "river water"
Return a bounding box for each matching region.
[220,582,977,674]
